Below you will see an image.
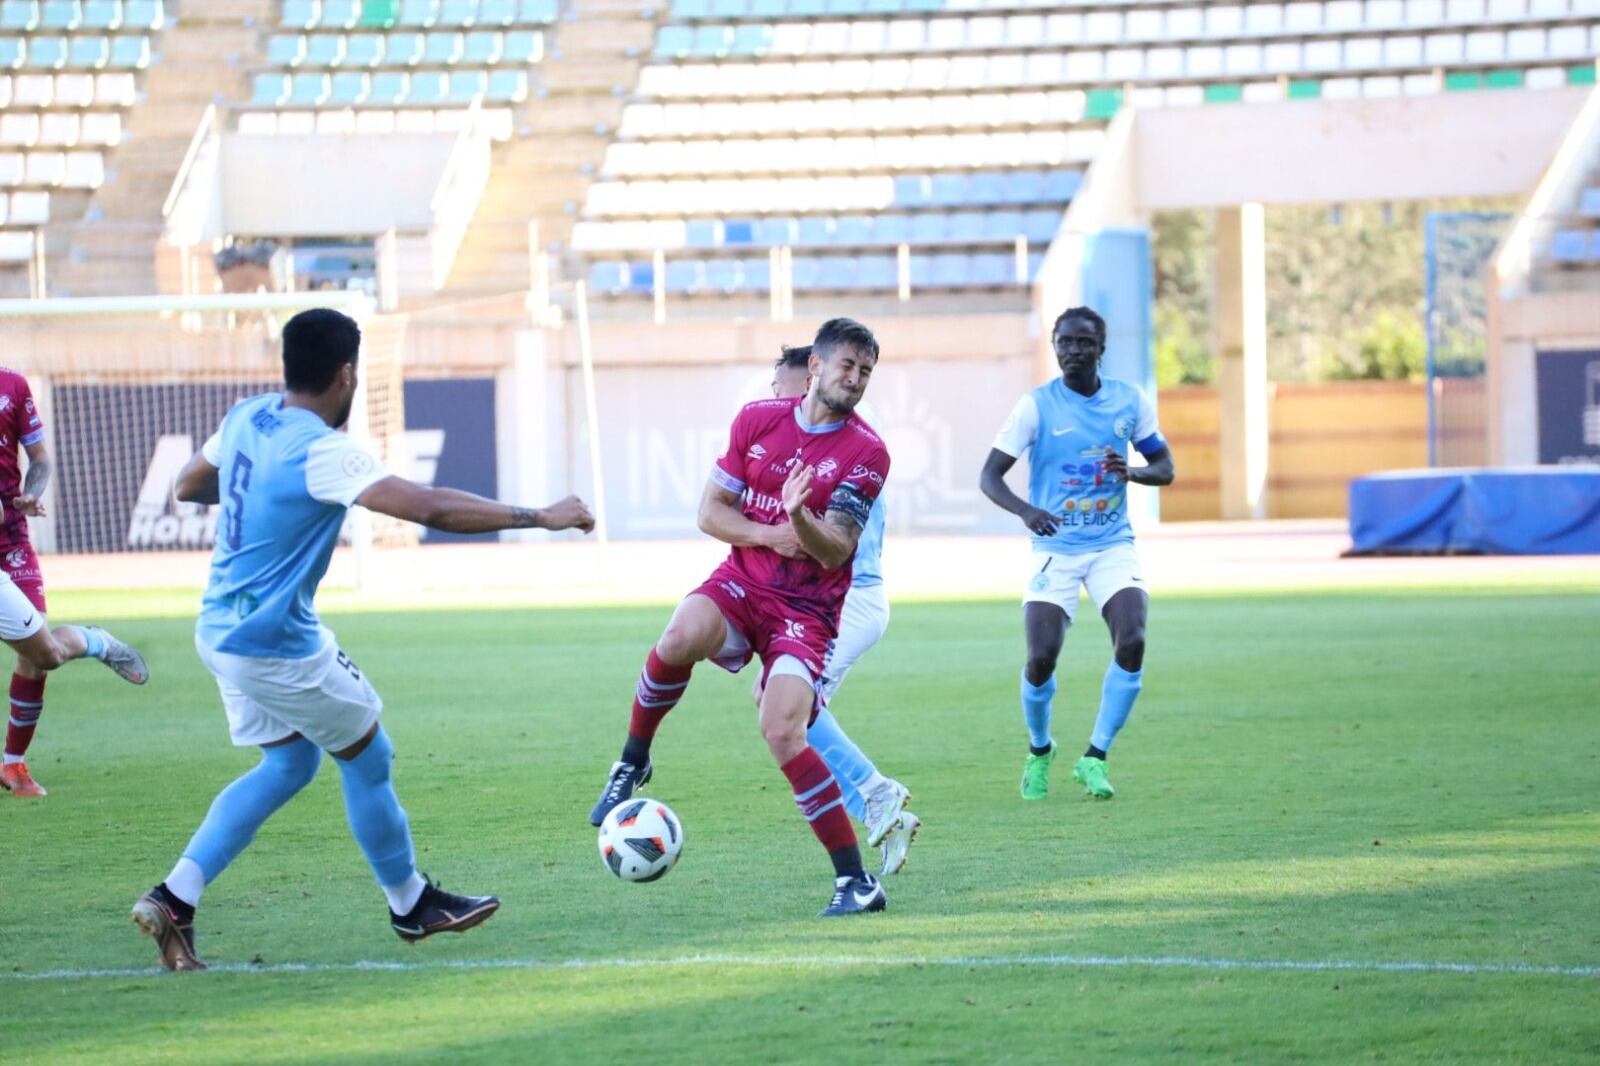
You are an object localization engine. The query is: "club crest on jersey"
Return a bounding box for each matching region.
[4,548,27,569]
[1113,416,1136,440]
[815,458,839,480]
[0,396,11,413]
[784,618,806,639]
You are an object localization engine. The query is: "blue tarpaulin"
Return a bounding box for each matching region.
[1348,468,1600,555]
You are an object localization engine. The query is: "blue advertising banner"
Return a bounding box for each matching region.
[400,378,498,544]
[1536,349,1600,466]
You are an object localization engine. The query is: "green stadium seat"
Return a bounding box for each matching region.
[81,0,115,26]
[399,0,436,26]
[252,72,290,104]
[27,36,67,68]
[120,0,158,29]
[368,69,407,101]
[320,0,359,27]
[386,30,423,63]
[501,28,539,61]
[329,70,369,102]
[463,30,501,63]
[358,0,397,27]
[41,1,81,30]
[477,0,515,25]
[268,34,306,66]
[67,34,107,66]
[485,67,525,100]
[446,68,486,100]
[282,0,318,29]
[305,33,347,66]
[0,3,38,31]
[407,69,446,101]
[289,71,330,104]
[517,0,557,23]
[423,31,463,63]
[344,32,383,65]
[438,0,475,25]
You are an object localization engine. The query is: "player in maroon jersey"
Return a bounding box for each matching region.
[588,318,892,916]
[0,368,150,798]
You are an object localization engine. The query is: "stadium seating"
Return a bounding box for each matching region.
[0,0,159,262]
[579,0,1600,295]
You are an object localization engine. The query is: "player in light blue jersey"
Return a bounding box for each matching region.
[980,306,1175,801]
[130,309,595,971]
[765,345,919,876]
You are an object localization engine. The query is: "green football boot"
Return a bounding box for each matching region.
[1072,755,1115,799]
[1020,743,1057,800]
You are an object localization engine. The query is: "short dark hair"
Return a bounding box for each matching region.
[1053,306,1106,345]
[282,308,361,393]
[776,344,811,371]
[813,317,879,362]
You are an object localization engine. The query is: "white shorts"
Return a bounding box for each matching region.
[1024,542,1146,624]
[0,572,44,641]
[196,629,383,752]
[820,582,889,701]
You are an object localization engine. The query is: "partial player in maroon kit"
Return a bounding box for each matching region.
[588,318,893,916]
[0,367,150,798]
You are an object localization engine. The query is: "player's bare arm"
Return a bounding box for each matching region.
[357,476,595,534]
[696,480,807,558]
[980,448,1060,537]
[1103,445,1176,487]
[11,441,52,517]
[782,464,865,570]
[174,451,221,506]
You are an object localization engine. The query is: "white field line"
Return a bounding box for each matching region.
[5,952,1597,983]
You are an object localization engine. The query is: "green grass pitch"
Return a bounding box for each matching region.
[4,584,1598,1063]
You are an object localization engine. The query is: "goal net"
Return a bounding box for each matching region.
[0,292,413,563]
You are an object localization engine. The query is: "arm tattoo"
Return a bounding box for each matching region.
[510,506,543,529]
[21,457,50,499]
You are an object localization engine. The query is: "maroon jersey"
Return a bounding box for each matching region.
[0,368,45,550]
[710,396,890,618]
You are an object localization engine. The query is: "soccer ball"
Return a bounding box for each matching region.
[597,798,684,882]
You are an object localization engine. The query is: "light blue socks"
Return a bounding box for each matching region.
[1090,661,1143,754]
[808,707,878,822]
[182,736,322,884]
[335,727,417,890]
[1021,669,1055,750]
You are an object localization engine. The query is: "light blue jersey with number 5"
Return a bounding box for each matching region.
[197,394,389,660]
[991,376,1166,554]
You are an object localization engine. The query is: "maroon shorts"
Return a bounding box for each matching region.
[0,541,45,614]
[691,561,838,688]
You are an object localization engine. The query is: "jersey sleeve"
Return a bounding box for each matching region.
[710,407,753,496]
[991,393,1039,458]
[829,445,890,529]
[13,377,43,447]
[1132,388,1168,458]
[201,430,223,465]
[305,433,390,507]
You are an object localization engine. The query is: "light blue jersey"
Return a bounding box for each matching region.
[852,400,885,587]
[197,394,388,660]
[992,376,1165,554]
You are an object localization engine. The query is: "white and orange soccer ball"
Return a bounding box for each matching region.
[597,798,684,882]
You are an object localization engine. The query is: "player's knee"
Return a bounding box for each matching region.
[268,739,323,791]
[761,718,807,762]
[1024,655,1057,685]
[1114,630,1146,671]
[656,622,712,665]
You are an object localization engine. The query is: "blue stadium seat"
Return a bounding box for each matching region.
[969,172,1007,206]
[856,255,896,289]
[1580,188,1600,218]
[289,72,330,105]
[253,72,290,105]
[478,0,517,25]
[281,0,318,29]
[892,174,930,207]
[755,217,796,245]
[685,218,720,247]
[501,30,539,61]
[903,0,938,10]
[704,258,741,292]
[929,172,967,207]
[81,0,115,27]
[320,0,359,27]
[731,24,771,55]
[834,215,872,244]
[790,256,821,289]
[305,34,345,66]
[1550,230,1587,263]
[672,0,709,15]
[423,31,463,63]
[386,31,423,63]
[788,0,825,15]
[1027,252,1044,281]
[41,1,81,30]
[814,256,855,289]
[748,0,783,15]
[797,216,832,246]
[368,69,408,102]
[692,25,733,56]
[437,0,475,25]
[486,68,526,100]
[709,0,745,15]
[666,259,703,292]
[929,252,967,287]
[121,0,159,29]
[970,252,1010,286]
[909,212,945,243]
[518,0,557,23]
[27,35,66,67]
[723,219,753,245]
[399,0,437,26]
[908,253,935,287]
[329,70,369,103]
[408,69,447,102]
[1022,210,1059,243]
[865,0,901,11]
[825,0,866,15]
[741,256,770,291]
[1004,170,1044,204]
[589,261,628,293]
[109,34,148,66]
[67,33,107,66]
[0,36,22,68]
[874,214,907,244]
[984,211,1022,241]
[463,31,501,63]
[1,3,38,31]
[625,260,653,293]
[1042,169,1080,202]
[447,69,487,101]
[947,211,984,242]
[268,34,305,65]
[345,32,383,65]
